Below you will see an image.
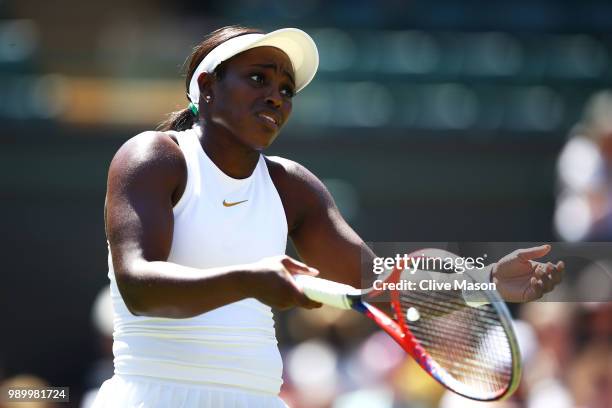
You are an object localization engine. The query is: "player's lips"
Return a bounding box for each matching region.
[256,111,281,129]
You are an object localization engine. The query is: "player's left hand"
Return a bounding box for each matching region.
[491,244,564,302]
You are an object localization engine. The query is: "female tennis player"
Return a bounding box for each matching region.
[94,26,564,407]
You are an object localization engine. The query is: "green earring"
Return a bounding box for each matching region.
[188,102,198,116]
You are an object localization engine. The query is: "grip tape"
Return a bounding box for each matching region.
[293,275,359,310]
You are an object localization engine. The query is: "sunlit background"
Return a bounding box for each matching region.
[1,0,611,407]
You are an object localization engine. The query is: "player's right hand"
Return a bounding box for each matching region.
[245,255,323,310]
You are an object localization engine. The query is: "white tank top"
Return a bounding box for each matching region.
[107,125,288,394]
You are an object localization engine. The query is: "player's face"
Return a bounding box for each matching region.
[206,46,295,150]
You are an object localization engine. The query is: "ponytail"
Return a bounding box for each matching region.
[157,107,196,132]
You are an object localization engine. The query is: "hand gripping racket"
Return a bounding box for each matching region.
[294,249,522,401]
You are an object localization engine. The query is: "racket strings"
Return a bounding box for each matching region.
[404,291,502,333]
[404,310,510,387]
[404,292,511,356]
[408,324,509,366]
[398,288,514,396]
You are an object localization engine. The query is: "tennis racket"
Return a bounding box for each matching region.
[294,248,522,401]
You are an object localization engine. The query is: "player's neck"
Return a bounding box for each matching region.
[197,123,260,180]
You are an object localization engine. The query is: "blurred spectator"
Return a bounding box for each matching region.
[439,391,519,408]
[555,90,612,241]
[552,89,612,408]
[567,339,612,408]
[0,374,52,408]
[576,302,612,341]
[284,339,339,407]
[519,302,576,408]
[80,286,113,408]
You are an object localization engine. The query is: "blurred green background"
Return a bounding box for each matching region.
[1,1,611,407]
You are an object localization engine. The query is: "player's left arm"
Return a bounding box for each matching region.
[267,157,565,301]
[267,157,374,287]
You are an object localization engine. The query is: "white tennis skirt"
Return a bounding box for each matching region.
[92,375,289,408]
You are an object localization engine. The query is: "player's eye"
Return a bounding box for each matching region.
[281,85,295,98]
[250,73,265,84]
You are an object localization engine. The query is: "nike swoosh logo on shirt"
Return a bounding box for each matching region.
[223,199,248,207]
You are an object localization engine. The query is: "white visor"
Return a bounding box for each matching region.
[188,28,319,108]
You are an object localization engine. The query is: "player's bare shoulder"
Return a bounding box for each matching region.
[266,156,334,231]
[105,131,188,212]
[108,131,186,187]
[110,131,184,173]
[265,156,322,195]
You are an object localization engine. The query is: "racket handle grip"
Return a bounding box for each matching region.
[293,275,359,310]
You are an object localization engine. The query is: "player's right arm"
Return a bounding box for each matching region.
[105,132,320,318]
